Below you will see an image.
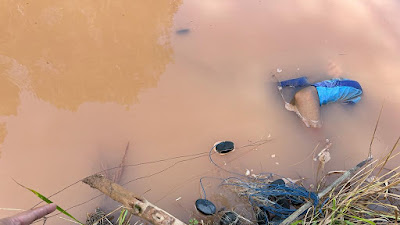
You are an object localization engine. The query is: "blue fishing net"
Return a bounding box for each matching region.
[205,143,319,223]
[221,176,319,223]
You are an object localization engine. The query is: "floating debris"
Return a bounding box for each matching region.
[176,28,190,35]
[313,142,332,162]
[315,142,332,164]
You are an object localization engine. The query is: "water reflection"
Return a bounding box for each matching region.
[0,0,182,112]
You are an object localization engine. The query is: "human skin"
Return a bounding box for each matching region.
[286,86,322,128]
[0,203,57,225]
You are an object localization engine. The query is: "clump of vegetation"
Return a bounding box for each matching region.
[86,206,134,225]
[189,218,199,225]
[295,140,400,224]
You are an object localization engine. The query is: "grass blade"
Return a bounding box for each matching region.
[118,208,128,225]
[344,214,375,225]
[13,179,84,225]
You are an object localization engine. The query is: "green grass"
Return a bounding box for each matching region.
[13,179,84,225]
[298,139,400,224]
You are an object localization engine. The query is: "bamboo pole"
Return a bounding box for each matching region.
[82,174,186,225]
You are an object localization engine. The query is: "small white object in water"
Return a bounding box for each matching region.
[366,176,377,183]
[318,150,331,164]
[310,184,314,188]
[271,154,276,158]
[275,162,279,165]
[268,134,271,138]
[175,197,182,201]
[277,68,282,73]
[314,142,332,162]
[326,138,330,143]
[245,169,251,176]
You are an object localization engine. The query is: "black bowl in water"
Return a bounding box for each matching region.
[195,199,216,215]
[214,141,235,155]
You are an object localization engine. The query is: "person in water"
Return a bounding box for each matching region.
[278,76,363,128]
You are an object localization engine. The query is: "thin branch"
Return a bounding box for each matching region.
[369,102,384,158]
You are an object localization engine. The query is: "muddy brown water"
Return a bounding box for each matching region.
[1,0,400,223]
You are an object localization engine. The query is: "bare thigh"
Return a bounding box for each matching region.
[293,86,321,128]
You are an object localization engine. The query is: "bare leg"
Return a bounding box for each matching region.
[286,86,322,128]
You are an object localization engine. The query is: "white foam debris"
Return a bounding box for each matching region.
[318,150,331,164]
[275,162,280,165]
[271,154,276,158]
[175,197,182,201]
[314,142,332,163]
[245,169,251,176]
[277,68,282,73]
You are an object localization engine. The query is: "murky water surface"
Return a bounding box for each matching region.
[1,0,400,223]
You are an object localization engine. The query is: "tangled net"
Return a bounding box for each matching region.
[221,175,319,223]
[86,208,113,225]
